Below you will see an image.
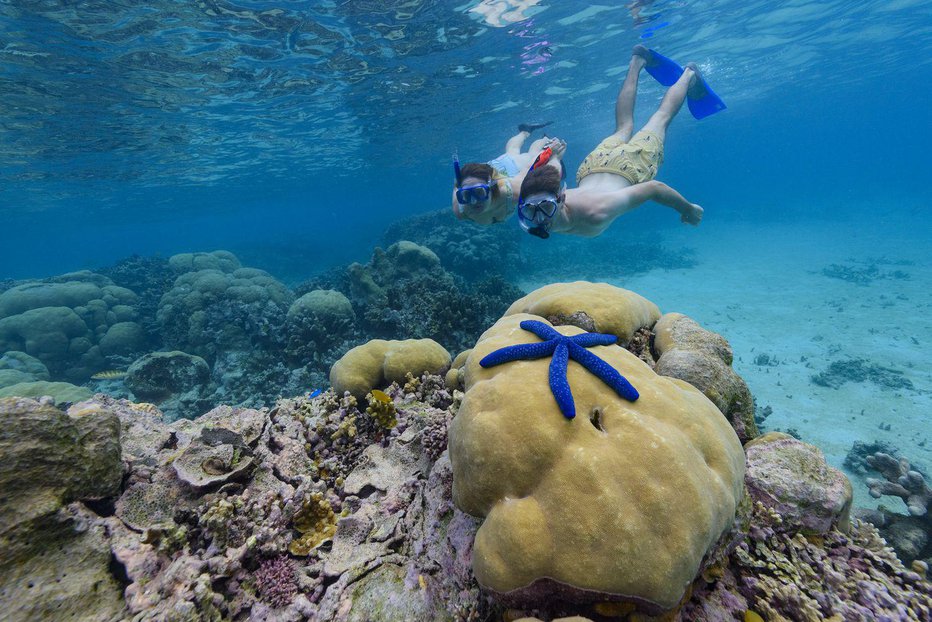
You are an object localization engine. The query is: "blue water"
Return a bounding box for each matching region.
[2,1,931,498]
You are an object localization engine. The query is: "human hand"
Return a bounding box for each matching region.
[546,137,567,158]
[681,203,703,225]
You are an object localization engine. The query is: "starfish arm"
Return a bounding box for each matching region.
[570,332,617,347]
[549,341,576,418]
[567,341,639,402]
[479,339,557,367]
[519,319,563,341]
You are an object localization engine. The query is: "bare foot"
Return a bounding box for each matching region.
[681,203,703,225]
[632,44,651,60]
[631,44,651,70]
[685,62,706,98]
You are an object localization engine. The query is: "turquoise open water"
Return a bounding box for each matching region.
[1,1,931,500]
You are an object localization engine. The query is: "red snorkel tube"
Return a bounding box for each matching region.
[527,146,553,174]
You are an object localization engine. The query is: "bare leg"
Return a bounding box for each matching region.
[641,66,694,141]
[614,53,647,141]
[505,130,530,156]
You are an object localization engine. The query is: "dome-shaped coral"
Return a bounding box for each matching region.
[503,281,660,345]
[330,338,450,400]
[449,313,746,611]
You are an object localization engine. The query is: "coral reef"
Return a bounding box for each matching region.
[2,320,930,620]
[97,254,176,343]
[857,452,932,567]
[0,397,125,622]
[812,358,914,391]
[866,452,930,517]
[382,209,522,281]
[0,271,144,380]
[744,432,852,536]
[366,389,399,429]
[681,501,931,621]
[157,261,293,362]
[821,257,912,285]
[504,281,661,345]
[254,555,300,608]
[844,439,899,474]
[125,350,214,421]
[285,289,357,363]
[449,312,747,611]
[0,380,92,404]
[300,241,524,354]
[36,379,487,621]
[652,312,759,443]
[330,338,451,400]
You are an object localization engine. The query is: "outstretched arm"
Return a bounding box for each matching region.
[613,180,703,225]
[571,180,703,234]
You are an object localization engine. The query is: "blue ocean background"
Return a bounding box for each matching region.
[1,0,931,500]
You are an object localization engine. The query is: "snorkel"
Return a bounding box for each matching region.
[452,153,463,187]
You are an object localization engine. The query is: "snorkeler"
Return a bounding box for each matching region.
[514,46,724,238]
[451,122,557,225]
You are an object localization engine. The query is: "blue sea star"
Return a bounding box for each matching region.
[479,319,639,419]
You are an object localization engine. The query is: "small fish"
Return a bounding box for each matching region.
[308,389,322,398]
[91,370,126,380]
[370,389,391,403]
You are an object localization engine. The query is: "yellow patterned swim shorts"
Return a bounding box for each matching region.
[575,129,664,185]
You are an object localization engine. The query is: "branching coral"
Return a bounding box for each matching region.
[254,555,300,608]
[288,492,337,556]
[365,390,397,429]
[866,452,931,517]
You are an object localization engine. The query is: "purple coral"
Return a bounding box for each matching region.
[254,555,299,608]
[866,452,930,517]
[422,410,450,462]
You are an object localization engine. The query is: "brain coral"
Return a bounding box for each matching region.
[330,338,450,400]
[0,272,142,380]
[448,313,746,611]
[503,281,660,345]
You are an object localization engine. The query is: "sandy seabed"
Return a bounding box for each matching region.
[522,215,932,507]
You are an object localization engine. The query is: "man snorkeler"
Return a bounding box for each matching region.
[515,45,722,238]
[451,122,557,225]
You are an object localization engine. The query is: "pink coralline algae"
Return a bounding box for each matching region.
[254,555,299,608]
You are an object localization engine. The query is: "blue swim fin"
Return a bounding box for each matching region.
[635,45,684,86]
[686,63,726,120]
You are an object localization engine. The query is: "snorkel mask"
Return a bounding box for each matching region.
[518,194,560,238]
[517,146,561,239]
[453,154,494,206]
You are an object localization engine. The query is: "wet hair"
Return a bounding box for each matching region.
[519,165,563,202]
[458,162,500,199]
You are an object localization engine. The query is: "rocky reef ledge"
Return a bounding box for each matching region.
[0,282,929,622]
